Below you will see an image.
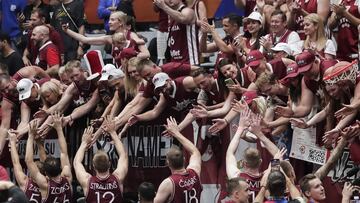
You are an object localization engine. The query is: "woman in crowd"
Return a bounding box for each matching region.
[302,13,336,59]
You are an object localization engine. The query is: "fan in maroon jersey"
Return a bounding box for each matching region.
[25,114,73,203]
[74,117,128,203]
[154,117,202,203]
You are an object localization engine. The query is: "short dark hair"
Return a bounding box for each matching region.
[44,157,62,177]
[191,68,211,78]
[166,145,184,170]
[271,9,287,22]
[218,58,234,69]
[31,8,47,20]
[226,177,246,195]
[299,174,318,196]
[93,150,110,173]
[267,170,286,197]
[223,13,242,27]
[0,32,11,44]
[138,182,156,201]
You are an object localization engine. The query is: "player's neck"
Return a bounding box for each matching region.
[97,171,110,178]
[171,168,186,174]
[243,167,260,176]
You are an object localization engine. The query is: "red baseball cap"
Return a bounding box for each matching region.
[242,91,258,104]
[295,50,316,73]
[119,47,138,60]
[280,63,300,86]
[246,50,264,67]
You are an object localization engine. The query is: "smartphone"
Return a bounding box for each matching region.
[271,159,280,170]
[225,78,235,85]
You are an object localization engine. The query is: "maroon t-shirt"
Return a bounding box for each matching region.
[303,59,337,94]
[35,41,60,70]
[72,80,98,107]
[268,58,287,80]
[336,0,360,61]
[24,179,42,203]
[168,5,199,65]
[163,77,198,112]
[169,169,202,203]
[27,26,64,64]
[86,174,123,203]
[43,177,72,203]
[238,172,262,202]
[142,63,191,98]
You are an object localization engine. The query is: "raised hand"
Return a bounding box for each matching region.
[102,116,116,134]
[127,115,140,126]
[190,105,208,118]
[164,117,180,137]
[8,130,18,143]
[274,148,287,160]
[82,126,94,144]
[249,113,262,134]
[232,99,248,113]
[275,106,293,117]
[48,112,63,130]
[208,118,228,134]
[335,104,358,120]
[227,79,247,94]
[90,117,105,128]
[33,109,49,119]
[28,120,39,138]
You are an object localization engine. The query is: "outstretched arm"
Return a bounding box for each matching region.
[166,117,201,175]
[102,117,128,182]
[9,130,27,189]
[25,120,48,190]
[50,113,72,182]
[74,127,93,194]
[63,25,111,45]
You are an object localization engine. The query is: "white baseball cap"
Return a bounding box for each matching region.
[17,78,33,101]
[99,64,125,81]
[244,12,263,24]
[152,72,170,90]
[271,42,292,55]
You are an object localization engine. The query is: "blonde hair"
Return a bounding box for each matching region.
[112,32,126,44]
[125,57,141,98]
[303,13,327,52]
[110,11,127,24]
[64,60,82,73]
[253,96,267,116]
[40,81,62,108]
[255,72,276,92]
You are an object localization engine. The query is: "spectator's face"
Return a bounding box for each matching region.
[325,84,341,99]
[222,18,238,36]
[0,79,16,96]
[273,50,287,59]
[220,64,238,80]
[247,19,261,35]
[235,181,250,203]
[250,60,266,77]
[59,72,72,86]
[139,65,157,82]
[270,14,286,34]
[70,68,85,85]
[31,28,43,45]
[193,74,212,91]
[127,65,141,81]
[109,14,123,31]
[303,18,317,37]
[165,0,181,8]
[155,80,173,96]
[30,13,43,29]
[307,178,325,201]
[260,83,278,96]
[42,90,59,105]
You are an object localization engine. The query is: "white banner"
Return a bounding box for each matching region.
[17,139,61,159]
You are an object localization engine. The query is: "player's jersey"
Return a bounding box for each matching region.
[24,179,42,203]
[86,174,123,203]
[43,177,72,203]
[239,171,262,202]
[169,169,202,203]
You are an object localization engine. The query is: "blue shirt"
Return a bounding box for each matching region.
[97,0,121,32]
[1,0,26,38]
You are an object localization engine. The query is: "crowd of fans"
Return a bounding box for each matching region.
[1,0,360,202]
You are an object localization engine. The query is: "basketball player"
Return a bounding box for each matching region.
[74,116,128,203]
[25,113,73,203]
[154,117,202,203]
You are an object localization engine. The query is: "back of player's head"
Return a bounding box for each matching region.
[136,58,155,73]
[243,147,261,169]
[267,170,286,197]
[93,150,110,173]
[280,160,295,180]
[138,182,156,202]
[166,145,184,170]
[43,156,62,178]
[226,177,246,195]
[35,161,46,175]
